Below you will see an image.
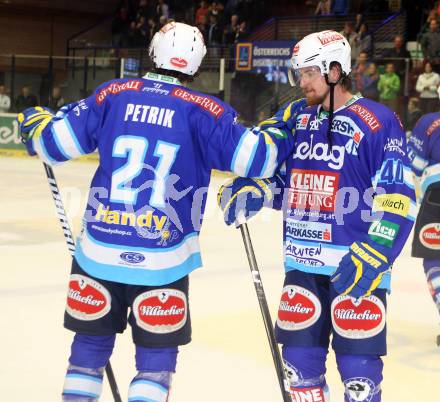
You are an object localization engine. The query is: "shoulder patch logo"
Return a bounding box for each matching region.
[427,118,440,136]
[171,88,224,119]
[96,80,143,105]
[348,103,382,133]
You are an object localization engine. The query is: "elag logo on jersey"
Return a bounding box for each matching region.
[348,103,381,133]
[96,80,143,105]
[420,223,440,250]
[171,88,224,119]
[277,285,321,331]
[66,274,111,321]
[331,295,386,339]
[133,289,187,334]
[288,169,340,212]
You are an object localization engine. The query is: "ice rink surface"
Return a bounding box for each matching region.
[1,156,439,402]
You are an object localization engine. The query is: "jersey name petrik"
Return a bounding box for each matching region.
[124,103,175,128]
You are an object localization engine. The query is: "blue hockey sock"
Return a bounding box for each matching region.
[62,333,115,401]
[336,353,383,402]
[62,365,104,401]
[283,346,330,401]
[423,259,440,315]
[128,345,178,401]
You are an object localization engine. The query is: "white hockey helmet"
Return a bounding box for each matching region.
[289,30,351,86]
[149,21,207,76]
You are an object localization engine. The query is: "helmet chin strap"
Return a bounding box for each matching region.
[324,73,342,146]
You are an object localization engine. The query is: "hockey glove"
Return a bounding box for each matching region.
[17,106,54,156]
[331,241,391,299]
[217,175,284,226]
[258,98,307,133]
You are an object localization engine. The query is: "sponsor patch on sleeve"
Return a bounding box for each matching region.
[368,219,400,247]
[427,118,440,136]
[372,193,410,217]
[96,80,143,105]
[348,103,382,133]
[171,88,224,119]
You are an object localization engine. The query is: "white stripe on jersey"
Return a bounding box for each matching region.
[79,229,200,271]
[231,129,259,176]
[52,117,86,159]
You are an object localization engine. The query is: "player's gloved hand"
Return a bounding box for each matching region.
[17,106,54,155]
[331,241,391,299]
[258,98,307,133]
[217,175,283,226]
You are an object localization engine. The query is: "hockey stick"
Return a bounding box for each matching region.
[42,162,123,402]
[237,220,292,402]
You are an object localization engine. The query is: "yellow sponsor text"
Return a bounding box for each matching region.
[373,193,410,217]
[95,203,167,231]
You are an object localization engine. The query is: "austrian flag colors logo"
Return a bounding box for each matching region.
[66,275,111,321]
[133,289,187,334]
[331,295,386,339]
[420,223,440,250]
[277,285,321,331]
[170,57,188,68]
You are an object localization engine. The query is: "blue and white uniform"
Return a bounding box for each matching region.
[28,72,295,286]
[279,95,415,289]
[408,112,440,317]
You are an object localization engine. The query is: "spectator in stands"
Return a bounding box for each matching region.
[210,1,225,25]
[195,1,210,26]
[136,0,155,21]
[354,13,364,32]
[421,19,440,73]
[131,15,150,47]
[46,86,65,111]
[0,84,11,113]
[146,16,157,38]
[406,97,423,133]
[224,14,240,44]
[356,22,373,57]
[361,62,380,101]
[157,0,170,20]
[352,51,371,90]
[207,13,223,45]
[340,22,360,62]
[14,85,38,112]
[378,62,401,113]
[333,0,349,14]
[416,61,440,114]
[314,0,332,15]
[382,35,411,82]
[111,7,131,47]
[235,20,248,42]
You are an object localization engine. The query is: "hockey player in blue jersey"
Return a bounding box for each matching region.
[407,105,440,344]
[17,21,306,401]
[218,30,416,401]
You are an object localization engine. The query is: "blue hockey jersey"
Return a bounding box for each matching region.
[27,72,297,285]
[273,96,416,290]
[407,112,440,196]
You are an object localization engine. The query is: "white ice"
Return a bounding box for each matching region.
[0,157,439,401]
